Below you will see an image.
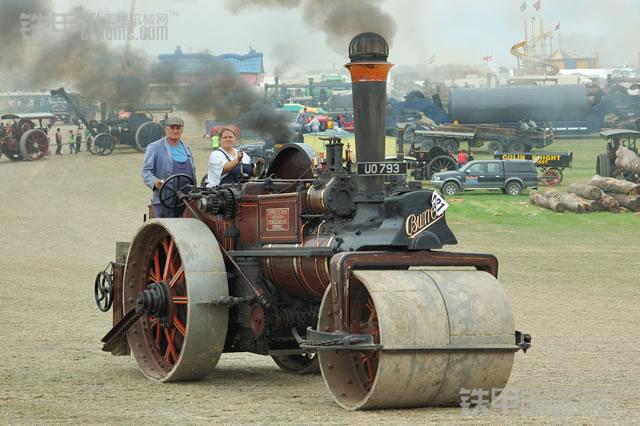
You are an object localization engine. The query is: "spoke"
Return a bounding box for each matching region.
[149,317,162,346]
[368,308,376,324]
[169,329,179,363]
[152,251,161,281]
[364,355,375,381]
[164,328,178,363]
[173,316,186,336]
[365,300,375,313]
[172,296,188,305]
[162,239,175,280]
[168,265,184,288]
[148,267,160,282]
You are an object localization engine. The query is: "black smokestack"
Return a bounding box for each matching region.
[345,32,393,194]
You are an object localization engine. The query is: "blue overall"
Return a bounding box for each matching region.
[218,149,253,185]
[154,159,194,218]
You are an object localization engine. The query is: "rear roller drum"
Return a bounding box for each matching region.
[318,269,516,410]
[124,219,229,382]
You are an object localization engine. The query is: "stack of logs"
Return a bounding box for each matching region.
[530,175,640,213]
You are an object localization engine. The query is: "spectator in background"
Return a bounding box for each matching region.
[309,116,321,133]
[75,127,82,153]
[55,128,62,155]
[68,130,75,154]
[457,149,469,165]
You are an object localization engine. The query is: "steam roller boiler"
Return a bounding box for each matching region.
[95,33,531,410]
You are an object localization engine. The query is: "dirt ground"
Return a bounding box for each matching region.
[1,135,639,424]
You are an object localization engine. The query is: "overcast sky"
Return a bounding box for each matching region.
[51,0,640,73]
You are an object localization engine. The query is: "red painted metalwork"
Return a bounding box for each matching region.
[349,281,380,389]
[141,235,188,370]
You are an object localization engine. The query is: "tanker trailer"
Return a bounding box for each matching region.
[448,85,590,137]
[95,33,531,410]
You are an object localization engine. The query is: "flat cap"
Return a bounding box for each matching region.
[165,116,184,126]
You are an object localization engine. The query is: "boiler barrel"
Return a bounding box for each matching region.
[448,85,588,124]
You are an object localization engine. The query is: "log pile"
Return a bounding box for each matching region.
[529,175,640,213]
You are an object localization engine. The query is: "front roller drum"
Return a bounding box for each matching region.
[123,219,229,382]
[318,269,516,410]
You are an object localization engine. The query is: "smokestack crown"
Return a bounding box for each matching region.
[348,33,388,63]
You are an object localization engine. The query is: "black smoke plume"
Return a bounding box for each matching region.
[224,0,397,51]
[0,1,291,142]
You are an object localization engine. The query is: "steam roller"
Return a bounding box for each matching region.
[94,32,531,410]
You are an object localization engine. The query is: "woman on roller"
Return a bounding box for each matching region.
[207,127,263,187]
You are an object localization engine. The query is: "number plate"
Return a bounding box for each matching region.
[357,161,407,175]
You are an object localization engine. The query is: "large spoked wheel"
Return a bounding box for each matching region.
[159,174,195,209]
[427,155,457,178]
[89,133,116,156]
[134,121,164,152]
[124,219,228,382]
[318,270,516,410]
[19,129,49,161]
[271,353,320,375]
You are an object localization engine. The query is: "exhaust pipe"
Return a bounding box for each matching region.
[345,32,393,194]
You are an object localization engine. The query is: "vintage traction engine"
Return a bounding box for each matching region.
[95,33,531,410]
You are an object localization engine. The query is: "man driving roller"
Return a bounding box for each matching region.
[141,116,196,218]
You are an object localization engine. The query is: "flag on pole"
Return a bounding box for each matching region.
[533,0,541,10]
[482,55,493,62]
[520,1,527,11]
[554,22,560,30]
